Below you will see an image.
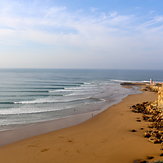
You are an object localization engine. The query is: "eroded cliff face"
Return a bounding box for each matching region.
[148,85,160,92]
[158,85,163,109]
[147,84,163,109]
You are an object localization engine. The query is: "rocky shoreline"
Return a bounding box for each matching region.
[130,84,163,163]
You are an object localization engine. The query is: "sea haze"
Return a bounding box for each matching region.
[0,69,162,130]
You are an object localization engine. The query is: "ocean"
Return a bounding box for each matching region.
[0,69,163,131]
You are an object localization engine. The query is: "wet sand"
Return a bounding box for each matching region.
[0,91,162,163]
[0,111,100,146]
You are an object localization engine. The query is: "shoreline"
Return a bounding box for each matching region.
[0,91,161,163]
[0,110,100,146]
[0,87,138,146]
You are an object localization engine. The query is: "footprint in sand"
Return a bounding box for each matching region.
[41,148,50,152]
[67,139,73,143]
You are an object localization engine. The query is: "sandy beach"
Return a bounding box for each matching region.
[0,110,100,146]
[0,91,162,163]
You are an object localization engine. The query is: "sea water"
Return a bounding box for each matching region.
[0,69,163,130]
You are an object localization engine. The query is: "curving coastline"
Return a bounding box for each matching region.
[0,85,162,163]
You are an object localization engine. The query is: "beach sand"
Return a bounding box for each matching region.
[0,91,162,163]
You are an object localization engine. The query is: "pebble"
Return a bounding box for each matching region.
[130,129,137,132]
[146,156,154,160]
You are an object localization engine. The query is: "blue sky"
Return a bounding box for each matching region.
[0,0,163,69]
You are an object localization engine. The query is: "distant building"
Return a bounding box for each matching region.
[150,78,153,85]
[150,78,156,85]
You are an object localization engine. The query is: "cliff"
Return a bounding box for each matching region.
[158,84,163,109]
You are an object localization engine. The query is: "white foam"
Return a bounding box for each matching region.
[110,79,140,83]
[49,83,97,93]
[13,95,93,105]
[110,79,153,83]
[0,106,63,115]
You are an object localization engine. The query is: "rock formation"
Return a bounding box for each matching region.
[130,84,163,163]
[158,85,163,109]
[130,84,163,151]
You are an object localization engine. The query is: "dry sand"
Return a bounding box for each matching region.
[0,91,162,163]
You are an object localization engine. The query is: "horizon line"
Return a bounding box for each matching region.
[0,68,163,71]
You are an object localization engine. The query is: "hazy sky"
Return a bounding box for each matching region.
[0,0,163,69]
